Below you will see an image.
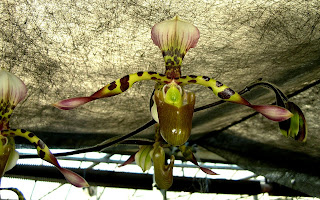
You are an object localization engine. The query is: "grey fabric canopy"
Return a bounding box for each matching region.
[1,0,320,197]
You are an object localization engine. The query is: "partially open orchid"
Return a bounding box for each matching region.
[245,81,307,142]
[0,69,89,190]
[54,16,293,189]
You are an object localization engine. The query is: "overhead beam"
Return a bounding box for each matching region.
[5,164,308,196]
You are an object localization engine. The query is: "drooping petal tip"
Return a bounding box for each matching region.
[250,105,293,122]
[59,168,89,188]
[118,152,136,168]
[53,97,94,110]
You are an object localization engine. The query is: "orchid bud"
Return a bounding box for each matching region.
[152,143,174,190]
[135,145,153,172]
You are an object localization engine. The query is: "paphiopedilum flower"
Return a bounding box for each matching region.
[54,16,293,189]
[0,69,88,188]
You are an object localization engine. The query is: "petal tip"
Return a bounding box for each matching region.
[53,97,93,110]
[251,105,293,122]
[59,168,89,188]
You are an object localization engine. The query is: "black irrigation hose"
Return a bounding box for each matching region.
[20,79,320,159]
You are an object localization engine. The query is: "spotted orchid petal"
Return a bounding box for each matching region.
[54,72,172,110]
[1,129,89,188]
[0,69,27,130]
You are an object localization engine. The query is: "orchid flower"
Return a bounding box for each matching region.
[54,16,293,189]
[0,69,89,190]
[245,81,307,142]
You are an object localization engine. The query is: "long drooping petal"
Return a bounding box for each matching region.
[174,75,293,121]
[179,145,217,175]
[0,69,27,130]
[1,129,89,188]
[53,72,171,110]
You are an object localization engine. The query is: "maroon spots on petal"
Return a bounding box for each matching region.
[151,77,158,80]
[188,80,197,83]
[189,75,197,78]
[148,72,157,75]
[137,71,144,76]
[28,133,35,138]
[120,75,130,92]
[10,132,15,136]
[180,76,187,79]
[39,150,45,159]
[216,81,223,87]
[21,129,26,133]
[108,81,117,90]
[208,87,213,91]
[218,88,235,99]
[159,74,165,77]
[37,140,46,149]
[203,76,210,81]
[1,138,7,145]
